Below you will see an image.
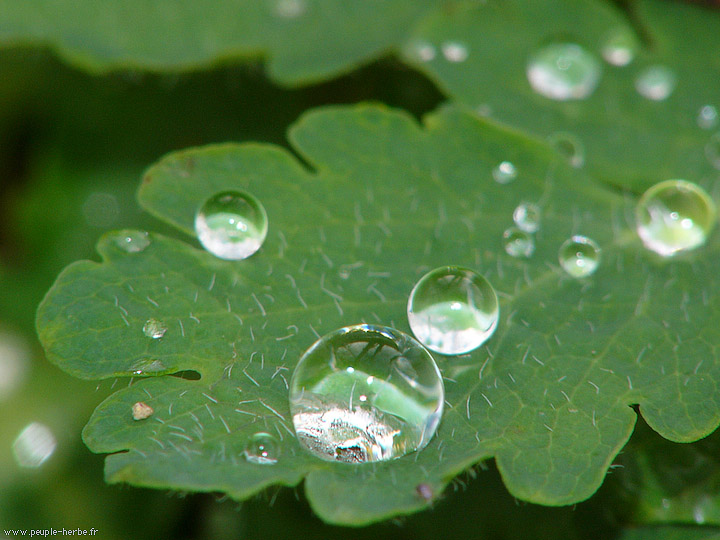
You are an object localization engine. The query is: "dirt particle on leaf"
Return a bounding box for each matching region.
[132,401,154,420]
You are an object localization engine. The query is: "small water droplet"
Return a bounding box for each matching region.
[274,0,305,18]
[513,202,541,233]
[548,132,585,168]
[493,161,517,184]
[635,65,676,101]
[706,132,720,170]
[114,231,150,253]
[527,43,601,101]
[132,401,154,420]
[244,432,280,464]
[601,27,638,66]
[12,422,57,468]
[405,39,436,62]
[636,179,716,257]
[503,227,535,258]
[408,267,499,355]
[143,318,167,339]
[195,190,268,260]
[697,105,718,130]
[441,41,468,63]
[130,359,167,376]
[289,324,444,463]
[559,236,601,278]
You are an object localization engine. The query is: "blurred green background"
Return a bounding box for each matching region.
[2,4,720,538]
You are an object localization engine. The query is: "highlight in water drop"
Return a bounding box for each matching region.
[12,422,57,468]
[289,324,444,463]
[244,432,280,464]
[195,190,268,260]
[441,41,468,63]
[503,228,535,258]
[493,161,517,184]
[635,65,676,101]
[408,266,499,355]
[636,180,716,257]
[559,236,601,278]
[548,132,585,168]
[697,105,718,130]
[527,43,601,101]
[601,27,638,67]
[114,231,150,253]
[513,202,541,233]
[143,318,167,339]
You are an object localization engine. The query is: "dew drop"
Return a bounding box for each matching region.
[526,43,601,101]
[548,132,585,168]
[408,267,499,355]
[132,401,154,420]
[635,65,676,101]
[289,324,444,463]
[601,27,638,67]
[244,432,280,464]
[274,0,305,18]
[12,422,57,468]
[513,202,541,233]
[635,179,716,257]
[559,236,601,278]
[706,132,720,170]
[503,228,535,258]
[697,105,718,130]
[114,231,150,253]
[195,190,268,260]
[493,161,517,184]
[143,318,167,339]
[441,41,468,63]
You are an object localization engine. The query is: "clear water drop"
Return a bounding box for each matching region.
[130,358,167,375]
[143,318,167,339]
[244,432,280,464]
[114,231,150,253]
[527,43,601,101]
[441,41,468,63]
[195,190,268,260]
[407,266,499,355]
[289,324,444,463]
[706,133,720,170]
[503,227,535,258]
[697,105,718,130]
[601,27,638,66]
[12,422,57,468]
[548,132,585,168]
[274,0,305,18]
[635,65,676,101]
[493,161,517,184]
[559,236,601,278]
[636,179,716,257]
[513,202,541,233]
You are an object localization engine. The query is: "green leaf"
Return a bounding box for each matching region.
[617,526,720,540]
[403,0,720,191]
[0,0,439,84]
[37,104,720,525]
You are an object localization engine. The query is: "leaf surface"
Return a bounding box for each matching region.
[37,104,720,524]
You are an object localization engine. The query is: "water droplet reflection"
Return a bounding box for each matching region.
[13,422,57,468]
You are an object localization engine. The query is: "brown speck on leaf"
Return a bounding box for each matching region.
[132,401,154,420]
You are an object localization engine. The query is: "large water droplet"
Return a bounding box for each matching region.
[289,324,444,463]
[503,227,535,258]
[12,422,57,468]
[143,318,167,339]
[527,43,601,101]
[195,190,268,260]
[244,432,280,464]
[548,132,585,168]
[559,236,601,278]
[513,202,541,233]
[114,231,150,253]
[636,180,716,257]
[706,133,720,170]
[635,65,676,101]
[601,27,638,67]
[493,161,517,184]
[441,41,468,63]
[697,105,718,130]
[407,267,499,355]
